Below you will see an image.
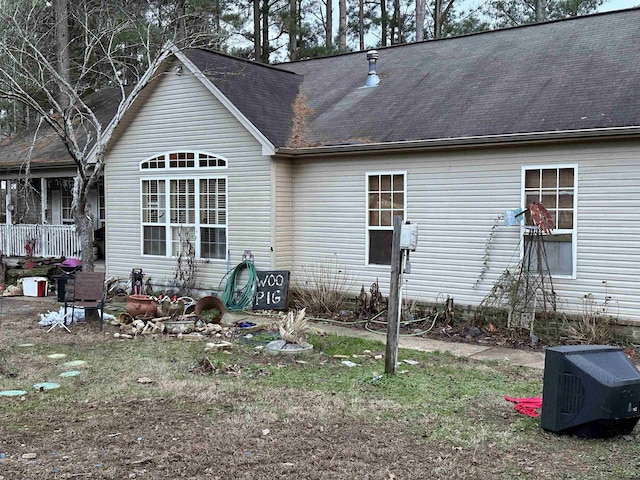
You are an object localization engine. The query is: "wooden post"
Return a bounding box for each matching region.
[385,215,403,374]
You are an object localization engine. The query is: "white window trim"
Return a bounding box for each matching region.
[365,170,407,267]
[139,150,229,171]
[60,179,74,225]
[521,164,578,279]
[97,183,106,228]
[140,174,228,261]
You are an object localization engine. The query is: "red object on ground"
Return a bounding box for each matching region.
[505,396,543,418]
[36,280,46,297]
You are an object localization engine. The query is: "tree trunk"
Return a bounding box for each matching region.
[289,0,297,60]
[72,180,95,272]
[390,0,399,44]
[213,0,221,37]
[535,0,545,22]
[338,0,347,51]
[178,0,188,44]
[359,0,365,51]
[54,0,70,109]
[416,0,425,41]
[325,0,333,48]
[380,0,387,46]
[253,0,261,61]
[297,0,303,57]
[261,1,270,63]
[55,0,96,271]
[434,0,442,38]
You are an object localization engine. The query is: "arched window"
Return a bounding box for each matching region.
[140,152,227,260]
[140,151,227,170]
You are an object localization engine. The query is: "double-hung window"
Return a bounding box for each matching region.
[522,166,576,277]
[61,179,74,225]
[141,152,227,259]
[367,172,406,265]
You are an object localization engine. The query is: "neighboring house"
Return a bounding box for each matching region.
[0,89,115,259]
[3,9,640,331]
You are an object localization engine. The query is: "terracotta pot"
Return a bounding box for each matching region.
[126,294,157,318]
[195,296,226,323]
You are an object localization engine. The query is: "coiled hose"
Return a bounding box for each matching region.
[219,261,259,311]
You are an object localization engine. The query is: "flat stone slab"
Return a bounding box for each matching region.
[266,340,314,355]
[469,346,546,370]
[397,336,492,357]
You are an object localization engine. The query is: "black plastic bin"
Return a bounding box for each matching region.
[54,264,82,302]
[55,276,70,302]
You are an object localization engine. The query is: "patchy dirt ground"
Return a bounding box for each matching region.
[0,297,496,479]
[1,295,639,480]
[5,396,635,480]
[0,398,519,480]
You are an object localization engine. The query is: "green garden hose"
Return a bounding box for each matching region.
[220,261,259,311]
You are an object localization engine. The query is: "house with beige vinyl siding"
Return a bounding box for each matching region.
[103,49,301,294]
[3,8,640,333]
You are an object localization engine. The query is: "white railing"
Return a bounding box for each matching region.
[0,224,82,258]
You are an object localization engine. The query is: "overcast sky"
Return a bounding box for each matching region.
[598,0,639,11]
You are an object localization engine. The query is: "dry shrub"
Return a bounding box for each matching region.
[561,293,614,345]
[289,260,354,317]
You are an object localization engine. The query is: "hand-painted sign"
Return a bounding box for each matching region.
[253,270,290,310]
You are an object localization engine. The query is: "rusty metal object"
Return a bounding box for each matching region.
[529,201,554,234]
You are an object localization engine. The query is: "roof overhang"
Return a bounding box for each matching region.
[275,126,640,158]
[0,163,78,179]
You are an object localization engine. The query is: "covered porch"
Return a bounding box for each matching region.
[0,223,81,258]
[0,176,104,260]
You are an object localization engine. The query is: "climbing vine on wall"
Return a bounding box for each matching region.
[473,213,504,289]
[172,229,198,296]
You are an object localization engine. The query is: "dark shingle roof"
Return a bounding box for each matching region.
[184,49,303,147]
[279,8,640,146]
[2,9,639,167]
[0,87,126,170]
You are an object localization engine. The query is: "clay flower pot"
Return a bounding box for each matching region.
[195,296,226,323]
[126,294,157,318]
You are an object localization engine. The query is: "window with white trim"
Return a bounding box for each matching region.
[0,180,6,223]
[141,152,227,259]
[61,179,74,225]
[522,166,576,277]
[367,172,405,265]
[98,183,105,227]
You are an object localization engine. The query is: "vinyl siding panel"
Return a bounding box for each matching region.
[104,65,274,290]
[273,158,294,269]
[292,140,640,324]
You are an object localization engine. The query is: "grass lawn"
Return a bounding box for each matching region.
[0,297,638,479]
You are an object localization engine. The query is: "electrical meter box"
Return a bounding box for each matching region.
[400,223,418,251]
